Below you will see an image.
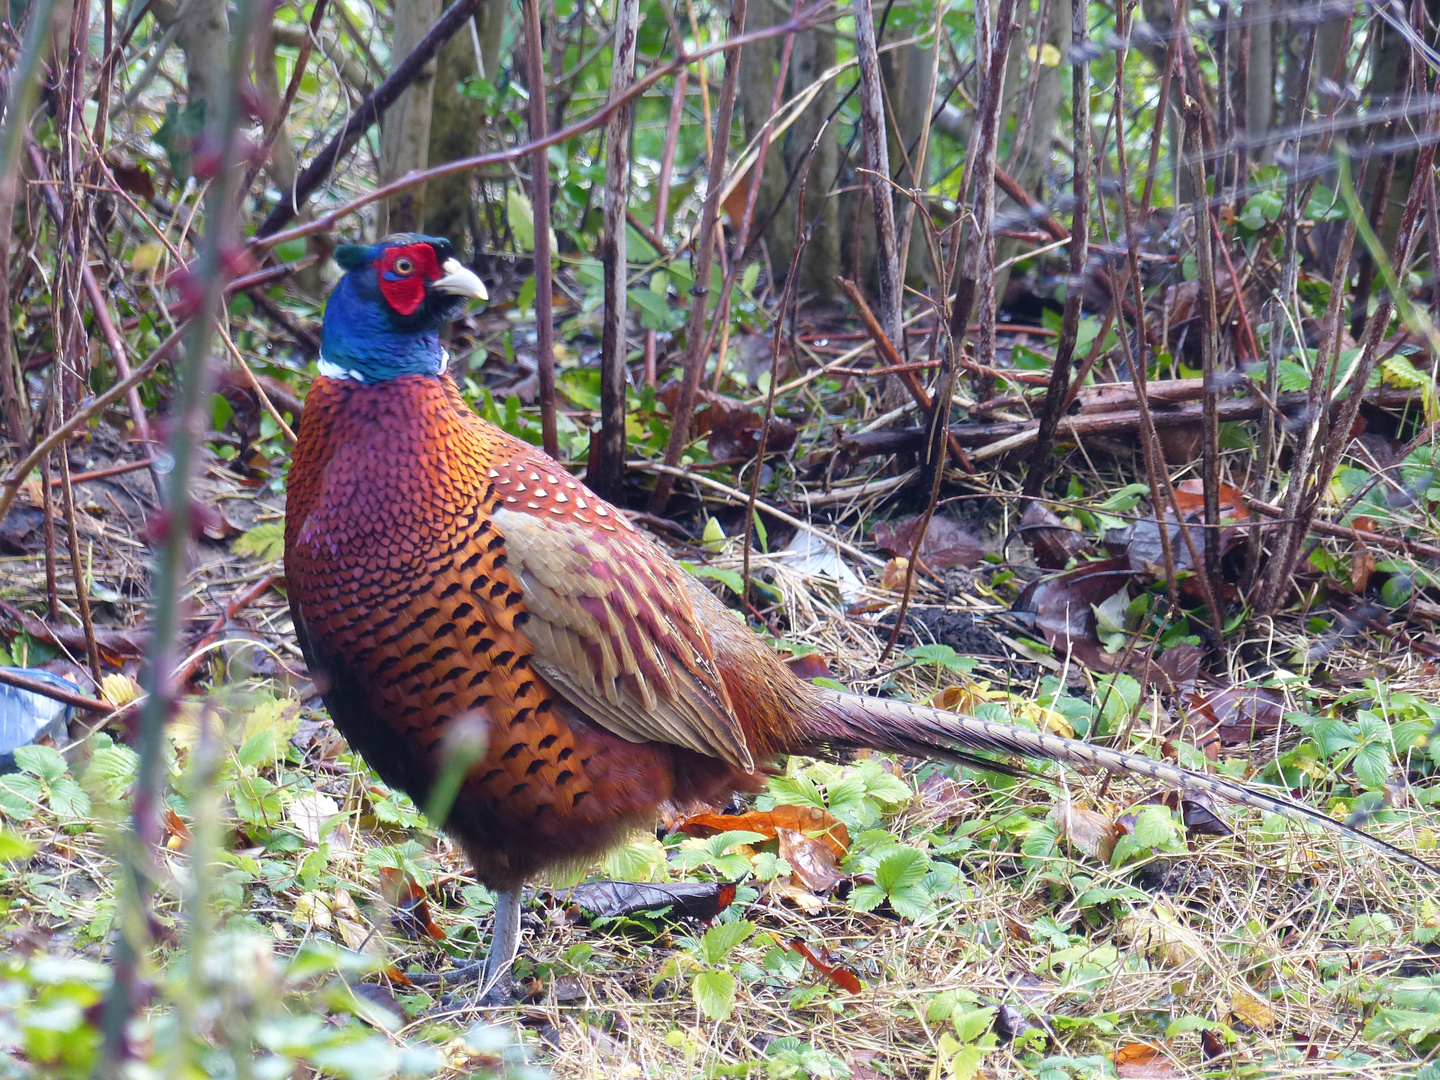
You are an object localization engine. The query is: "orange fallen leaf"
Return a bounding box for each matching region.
[677,805,850,860]
[790,938,862,994]
[879,556,909,592]
[770,880,825,914]
[379,866,446,941]
[1173,479,1245,519]
[1112,1042,1179,1077]
[162,808,191,850]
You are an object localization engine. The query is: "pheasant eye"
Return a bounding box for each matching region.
[393,257,414,274]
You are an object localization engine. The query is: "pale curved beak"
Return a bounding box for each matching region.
[434,258,488,301]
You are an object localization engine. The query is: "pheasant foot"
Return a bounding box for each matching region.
[407,888,523,1004]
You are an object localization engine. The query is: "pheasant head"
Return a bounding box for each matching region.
[319,233,488,383]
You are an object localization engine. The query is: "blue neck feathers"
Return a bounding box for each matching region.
[319,268,446,383]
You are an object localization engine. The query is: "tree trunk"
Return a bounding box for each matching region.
[424,22,480,248]
[738,0,795,272]
[380,0,442,235]
[1349,11,1410,337]
[993,0,1069,310]
[1243,0,1275,166]
[589,0,641,501]
[256,9,298,207]
[882,41,935,285]
[469,0,508,254]
[151,0,229,112]
[788,22,839,303]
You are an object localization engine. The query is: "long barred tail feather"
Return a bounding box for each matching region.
[807,689,1440,880]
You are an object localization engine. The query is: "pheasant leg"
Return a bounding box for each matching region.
[475,888,523,1003]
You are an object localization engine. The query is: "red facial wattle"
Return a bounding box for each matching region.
[375,243,441,316]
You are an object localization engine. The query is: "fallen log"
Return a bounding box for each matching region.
[840,386,1425,461]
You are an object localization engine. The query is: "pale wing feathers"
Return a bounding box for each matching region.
[493,507,754,771]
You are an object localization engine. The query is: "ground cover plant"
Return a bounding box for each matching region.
[3,0,1440,1076]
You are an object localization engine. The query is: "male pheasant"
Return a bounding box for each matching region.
[286,234,1438,996]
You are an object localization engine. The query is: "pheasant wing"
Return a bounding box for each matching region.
[492,500,754,772]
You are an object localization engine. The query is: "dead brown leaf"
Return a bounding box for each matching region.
[1185,684,1285,745]
[1229,990,1276,1031]
[776,827,844,894]
[915,770,975,825]
[1052,800,1119,861]
[378,866,446,941]
[878,556,909,592]
[656,382,796,462]
[769,880,825,914]
[1018,502,1091,570]
[1014,556,1134,671]
[872,514,984,571]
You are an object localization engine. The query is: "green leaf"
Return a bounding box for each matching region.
[952,1005,998,1043]
[681,561,744,595]
[1294,713,1359,757]
[875,846,931,893]
[233,521,285,562]
[701,516,726,552]
[1093,483,1149,513]
[1276,358,1313,393]
[751,509,768,554]
[82,744,139,807]
[310,1036,400,1079]
[507,188,536,252]
[767,771,826,810]
[603,835,668,882]
[928,990,960,1023]
[848,883,887,912]
[0,826,34,860]
[698,919,754,965]
[237,727,283,769]
[1131,806,1179,849]
[232,774,283,826]
[693,968,736,1020]
[887,884,933,921]
[629,287,676,332]
[14,744,67,782]
[153,99,206,179]
[1111,806,1183,866]
[211,392,234,432]
[1382,572,1414,607]
[0,774,42,820]
[856,759,914,805]
[946,1038,996,1080]
[48,777,91,821]
[515,274,536,312]
[556,368,602,411]
[1352,741,1392,791]
[1094,674,1142,732]
[906,643,977,675]
[703,830,768,858]
[1382,354,1429,389]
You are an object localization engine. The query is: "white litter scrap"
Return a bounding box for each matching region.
[776,531,866,606]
